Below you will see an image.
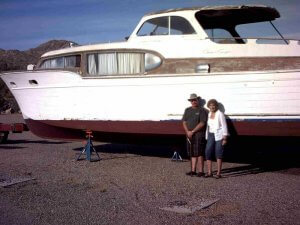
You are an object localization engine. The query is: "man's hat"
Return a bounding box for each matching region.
[188,93,199,101]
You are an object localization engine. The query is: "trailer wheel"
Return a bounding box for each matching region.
[0,132,8,144]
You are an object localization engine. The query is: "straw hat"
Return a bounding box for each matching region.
[188,93,199,101]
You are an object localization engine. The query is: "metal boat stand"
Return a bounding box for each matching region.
[77,130,100,162]
[171,151,183,161]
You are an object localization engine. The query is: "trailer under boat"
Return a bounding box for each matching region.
[0,122,28,143]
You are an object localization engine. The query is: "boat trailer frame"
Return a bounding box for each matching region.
[0,123,29,143]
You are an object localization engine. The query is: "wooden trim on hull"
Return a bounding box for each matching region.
[34,56,300,76]
[24,119,300,144]
[151,57,300,74]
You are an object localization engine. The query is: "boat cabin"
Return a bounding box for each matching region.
[36,5,299,77]
[130,5,281,44]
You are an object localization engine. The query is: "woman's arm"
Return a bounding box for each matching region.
[219,111,228,136]
[219,111,229,145]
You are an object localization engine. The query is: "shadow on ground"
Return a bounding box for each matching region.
[0,139,68,150]
[0,139,69,151]
[74,143,176,159]
[222,136,300,176]
[73,136,300,176]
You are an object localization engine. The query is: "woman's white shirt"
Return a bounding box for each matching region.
[207,118,216,133]
[206,110,229,141]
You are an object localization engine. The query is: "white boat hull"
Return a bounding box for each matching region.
[1,69,300,141]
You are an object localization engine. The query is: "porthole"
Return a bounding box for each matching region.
[9,82,17,87]
[29,80,38,85]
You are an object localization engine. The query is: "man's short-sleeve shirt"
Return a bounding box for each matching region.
[182,106,207,136]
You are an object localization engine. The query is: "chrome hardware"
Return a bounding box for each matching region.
[195,64,210,73]
[145,53,162,72]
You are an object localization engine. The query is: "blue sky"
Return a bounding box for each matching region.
[0,0,299,50]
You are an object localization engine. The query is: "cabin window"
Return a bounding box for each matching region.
[40,55,81,69]
[87,52,145,76]
[137,16,195,36]
[196,11,245,44]
[196,9,288,44]
[236,22,288,44]
[137,17,168,36]
[204,28,237,44]
[170,16,195,35]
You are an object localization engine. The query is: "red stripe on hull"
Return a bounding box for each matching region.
[24,119,300,143]
[25,119,185,144]
[42,120,184,135]
[230,120,300,136]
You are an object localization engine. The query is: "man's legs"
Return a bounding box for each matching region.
[186,156,197,176]
[197,156,204,173]
[191,157,197,172]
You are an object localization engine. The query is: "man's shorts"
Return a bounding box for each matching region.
[186,132,206,157]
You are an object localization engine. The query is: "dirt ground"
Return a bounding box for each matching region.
[0,114,299,225]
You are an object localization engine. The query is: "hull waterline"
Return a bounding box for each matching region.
[25,118,300,144]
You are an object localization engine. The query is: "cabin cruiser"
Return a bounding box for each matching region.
[1,5,300,143]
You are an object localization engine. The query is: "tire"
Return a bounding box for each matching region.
[0,132,8,144]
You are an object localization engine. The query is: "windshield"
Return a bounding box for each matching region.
[137,16,195,36]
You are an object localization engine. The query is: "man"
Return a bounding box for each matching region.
[182,93,207,177]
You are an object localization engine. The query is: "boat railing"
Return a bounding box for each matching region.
[205,37,300,45]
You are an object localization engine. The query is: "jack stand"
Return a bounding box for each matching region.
[171,151,183,162]
[77,130,100,162]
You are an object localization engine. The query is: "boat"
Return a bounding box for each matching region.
[1,5,300,144]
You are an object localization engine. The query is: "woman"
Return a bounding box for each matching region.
[205,99,228,179]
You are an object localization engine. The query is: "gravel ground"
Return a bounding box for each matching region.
[0,114,299,225]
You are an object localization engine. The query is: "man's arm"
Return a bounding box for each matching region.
[183,121,193,139]
[190,121,205,134]
[182,109,190,138]
[183,121,189,134]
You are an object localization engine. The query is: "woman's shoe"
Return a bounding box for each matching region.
[204,173,213,178]
[186,171,197,176]
[215,174,222,179]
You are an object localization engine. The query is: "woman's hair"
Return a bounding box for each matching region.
[207,99,218,109]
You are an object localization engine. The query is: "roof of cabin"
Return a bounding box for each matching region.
[146,5,280,24]
[41,5,281,58]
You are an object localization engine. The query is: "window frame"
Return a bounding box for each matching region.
[85,51,146,77]
[38,54,81,70]
[136,15,196,37]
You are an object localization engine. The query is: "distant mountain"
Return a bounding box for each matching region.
[0,40,77,72]
[0,40,78,113]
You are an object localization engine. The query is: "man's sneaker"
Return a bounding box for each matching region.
[197,172,205,177]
